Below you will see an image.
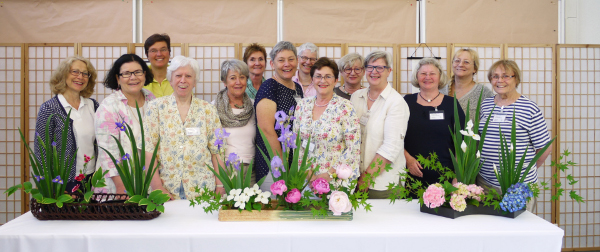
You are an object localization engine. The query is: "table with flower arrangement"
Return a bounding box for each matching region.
[0,199,563,252]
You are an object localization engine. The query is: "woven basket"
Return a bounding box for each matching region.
[30,193,161,221]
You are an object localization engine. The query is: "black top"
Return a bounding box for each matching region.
[333,86,351,100]
[403,94,465,195]
[253,78,304,181]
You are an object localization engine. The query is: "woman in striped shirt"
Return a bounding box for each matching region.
[477,60,552,212]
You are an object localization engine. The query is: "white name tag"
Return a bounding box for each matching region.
[429,111,444,120]
[185,127,200,136]
[359,114,369,126]
[302,139,315,153]
[492,114,506,123]
[293,95,302,105]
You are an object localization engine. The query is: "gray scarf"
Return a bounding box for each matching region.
[215,88,253,128]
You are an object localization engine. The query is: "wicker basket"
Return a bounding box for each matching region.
[30,193,161,221]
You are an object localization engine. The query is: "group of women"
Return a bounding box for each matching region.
[34,36,551,209]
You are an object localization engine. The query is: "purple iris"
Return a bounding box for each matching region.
[122,153,130,161]
[51,175,63,184]
[51,141,57,147]
[142,166,146,171]
[115,122,126,132]
[214,128,230,150]
[277,125,297,150]
[270,156,284,178]
[33,175,44,182]
[227,153,241,171]
[274,111,288,130]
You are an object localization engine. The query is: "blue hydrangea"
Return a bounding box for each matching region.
[500,183,533,212]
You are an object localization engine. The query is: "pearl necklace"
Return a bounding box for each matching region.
[367,88,378,102]
[314,99,330,107]
[419,92,441,103]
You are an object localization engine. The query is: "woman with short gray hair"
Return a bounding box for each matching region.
[213,59,256,184]
[335,53,365,100]
[293,42,319,97]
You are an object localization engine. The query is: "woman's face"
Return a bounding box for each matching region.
[298,50,318,75]
[117,62,146,96]
[340,60,364,86]
[312,67,337,98]
[225,70,248,99]
[170,65,195,98]
[365,58,391,88]
[417,64,441,91]
[246,51,266,77]
[270,50,297,81]
[65,60,89,95]
[490,66,518,96]
[147,41,170,69]
[452,51,476,79]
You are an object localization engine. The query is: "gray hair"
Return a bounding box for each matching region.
[364,50,392,68]
[269,41,297,60]
[220,59,249,82]
[338,53,365,70]
[410,58,449,89]
[167,55,201,83]
[298,42,318,57]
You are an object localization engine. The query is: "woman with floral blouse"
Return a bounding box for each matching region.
[94,54,156,194]
[293,57,360,184]
[144,55,225,200]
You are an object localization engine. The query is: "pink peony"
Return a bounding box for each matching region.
[466,184,485,201]
[329,191,352,216]
[335,164,353,180]
[312,178,331,194]
[450,194,467,212]
[285,188,301,203]
[423,183,446,208]
[271,180,288,196]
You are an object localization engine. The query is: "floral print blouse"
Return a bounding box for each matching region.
[94,89,156,194]
[144,95,222,200]
[292,94,361,180]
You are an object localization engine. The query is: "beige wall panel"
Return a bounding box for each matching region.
[284,0,416,44]
[0,0,131,43]
[426,0,558,44]
[143,0,277,43]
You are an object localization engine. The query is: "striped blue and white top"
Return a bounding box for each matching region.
[478,95,551,187]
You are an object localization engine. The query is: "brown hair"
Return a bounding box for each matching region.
[243,43,267,63]
[310,57,340,80]
[487,60,521,88]
[144,33,171,56]
[50,56,97,98]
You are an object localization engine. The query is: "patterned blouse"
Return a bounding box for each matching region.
[292,94,361,180]
[144,95,223,200]
[94,89,156,194]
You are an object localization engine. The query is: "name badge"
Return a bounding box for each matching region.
[186,128,200,136]
[492,114,506,123]
[293,94,302,105]
[429,110,444,120]
[359,114,370,126]
[302,139,315,153]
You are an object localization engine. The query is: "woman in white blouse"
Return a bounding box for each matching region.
[350,51,410,199]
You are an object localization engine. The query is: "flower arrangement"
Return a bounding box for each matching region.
[99,104,170,212]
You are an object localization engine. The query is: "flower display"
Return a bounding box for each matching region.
[466,184,485,201]
[423,183,446,208]
[499,183,533,212]
[270,180,288,196]
[285,189,301,203]
[329,191,352,216]
[449,194,467,212]
[311,178,330,195]
[270,156,284,178]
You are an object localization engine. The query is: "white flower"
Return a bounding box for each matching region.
[460,127,480,141]
[461,141,467,152]
[341,179,349,188]
[251,184,261,195]
[234,200,245,209]
[466,120,474,130]
[476,150,481,158]
[227,189,242,201]
[493,163,499,178]
[243,187,256,197]
[255,191,271,204]
[472,133,480,141]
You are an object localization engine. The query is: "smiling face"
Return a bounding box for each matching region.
[246,51,266,77]
[147,41,170,69]
[298,50,318,75]
[170,65,195,98]
[490,65,518,96]
[225,70,248,99]
[270,50,297,81]
[452,51,476,79]
[117,62,146,96]
[340,60,364,86]
[312,67,337,98]
[417,64,441,92]
[65,60,89,95]
[366,58,391,88]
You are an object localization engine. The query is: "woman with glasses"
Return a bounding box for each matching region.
[292,42,318,98]
[34,56,99,193]
[403,58,465,198]
[254,41,304,191]
[143,33,172,98]
[94,54,156,194]
[444,49,493,121]
[335,53,365,100]
[478,60,551,212]
[350,51,410,199]
[243,43,267,100]
[293,57,360,185]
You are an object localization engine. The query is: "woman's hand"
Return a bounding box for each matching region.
[215,186,226,196]
[405,153,423,177]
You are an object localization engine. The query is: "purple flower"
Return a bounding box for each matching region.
[122,153,130,161]
[270,156,284,178]
[214,128,230,150]
[51,175,63,184]
[142,166,146,171]
[277,125,297,150]
[35,132,40,137]
[227,153,241,171]
[275,111,288,122]
[51,141,57,147]
[214,139,224,150]
[115,121,126,132]
[33,175,44,182]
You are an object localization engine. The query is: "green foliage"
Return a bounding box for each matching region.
[534,149,584,204]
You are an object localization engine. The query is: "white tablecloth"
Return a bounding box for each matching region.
[0,200,563,252]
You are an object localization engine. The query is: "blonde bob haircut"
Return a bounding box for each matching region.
[487,60,521,88]
[410,58,449,90]
[50,56,97,98]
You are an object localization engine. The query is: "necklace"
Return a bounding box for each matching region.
[419,92,441,103]
[233,104,244,109]
[128,104,145,124]
[314,99,330,107]
[367,88,378,102]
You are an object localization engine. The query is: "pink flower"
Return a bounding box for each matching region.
[312,178,330,194]
[335,164,353,180]
[329,191,352,216]
[452,182,470,197]
[84,154,91,163]
[466,184,485,201]
[71,184,80,193]
[285,188,301,203]
[75,174,85,182]
[450,194,467,212]
[423,183,446,208]
[270,180,288,196]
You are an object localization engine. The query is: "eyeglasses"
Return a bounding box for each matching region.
[365,65,389,73]
[149,48,169,54]
[452,59,472,66]
[418,72,438,78]
[119,70,145,78]
[300,56,317,63]
[343,67,364,74]
[491,75,515,80]
[313,75,335,82]
[70,69,91,78]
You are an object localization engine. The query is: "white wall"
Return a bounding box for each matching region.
[565,0,600,44]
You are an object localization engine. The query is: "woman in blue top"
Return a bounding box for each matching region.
[254,41,304,191]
